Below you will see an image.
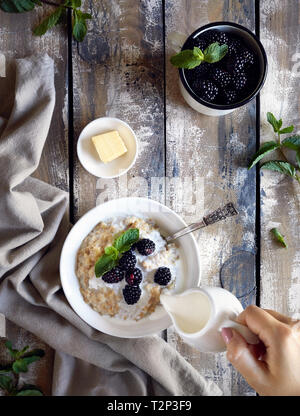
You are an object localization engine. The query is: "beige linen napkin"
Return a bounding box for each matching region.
[0,54,222,396]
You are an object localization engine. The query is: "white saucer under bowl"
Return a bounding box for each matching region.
[77,117,138,178]
[60,197,201,338]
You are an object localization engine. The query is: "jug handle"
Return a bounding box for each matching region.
[220,319,260,345]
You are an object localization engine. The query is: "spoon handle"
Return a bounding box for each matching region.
[165,202,238,243]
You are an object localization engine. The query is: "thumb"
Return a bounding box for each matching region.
[221,328,267,387]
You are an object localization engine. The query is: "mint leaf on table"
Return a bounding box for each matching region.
[33,6,64,36]
[271,228,288,248]
[72,8,92,42]
[0,374,14,392]
[267,112,282,133]
[113,228,139,253]
[170,42,227,69]
[95,253,118,278]
[248,141,280,169]
[0,0,40,13]
[278,125,294,134]
[12,359,29,374]
[281,135,300,150]
[261,160,297,178]
[203,42,228,63]
[16,388,43,396]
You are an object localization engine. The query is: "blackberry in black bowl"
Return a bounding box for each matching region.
[171,22,267,116]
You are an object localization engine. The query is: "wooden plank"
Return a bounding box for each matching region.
[0,6,69,395]
[259,1,300,319]
[72,0,165,221]
[165,0,257,395]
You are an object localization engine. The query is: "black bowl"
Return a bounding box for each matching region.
[178,21,268,115]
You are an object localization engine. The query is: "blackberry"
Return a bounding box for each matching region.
[242,48,255,66]
[226,55,245,75]
[119,251,136,271]
[125,268,143,286]
[193,37,208,51]
[194,79,219,102]
[123,285,141,305]
[188,61,211,79]
[205,29,220,44]
[232,72,247,90]
[205,30,228,46]
[136,238,156,256]
[217,31,229,46]
[211,68,232,88]
[102,267,125,284]
[223,89,238,104]
[227,37,242,56]
[154,267,172,286]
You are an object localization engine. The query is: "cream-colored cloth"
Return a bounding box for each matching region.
[0,54,222,396]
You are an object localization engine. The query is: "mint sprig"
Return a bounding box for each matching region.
[170,42,228,69]
[0,340,44,396]
[248,112,300,184]
[94,228,139,278]
[271,228,288,248]
[0,0,92,42]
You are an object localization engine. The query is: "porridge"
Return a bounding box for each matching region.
[76,216,181,321]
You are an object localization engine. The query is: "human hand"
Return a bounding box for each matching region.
[221,305,300,396]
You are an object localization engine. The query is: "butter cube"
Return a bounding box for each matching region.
[92,130,127,163]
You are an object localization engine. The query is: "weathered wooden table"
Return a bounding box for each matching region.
[1,0,299,396]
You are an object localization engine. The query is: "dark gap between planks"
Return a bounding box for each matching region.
[255,0,261,308]
[67,9,75,225]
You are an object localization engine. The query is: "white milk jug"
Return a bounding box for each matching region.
[160,286,259,352]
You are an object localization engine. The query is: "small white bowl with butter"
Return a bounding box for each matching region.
[77,117,138,178]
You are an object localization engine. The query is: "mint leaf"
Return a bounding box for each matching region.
[15,346,29,359]
[104,246,119,259]
[95,253,117,278]
[33,6,63,36]
[193,46,204,60]
[170,49,203,69]
[12,359,29,374]
[203,42,228,63]
[261,160,296,178]
[0,374,13,392]
[0,0,40,13]
[248,141,280,169]
[21,349,45,359]
[281,135,300,150]
[72,8,91,42]
[279,125,294,134]
[113,228,139,253]
[267,112,281,133]
[271,228,288,248]
[21,356,43,366]
[16,388,43,396]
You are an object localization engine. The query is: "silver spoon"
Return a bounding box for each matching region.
[165,202,238,243]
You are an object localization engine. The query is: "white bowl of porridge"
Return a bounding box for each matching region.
[60,197,201,338]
